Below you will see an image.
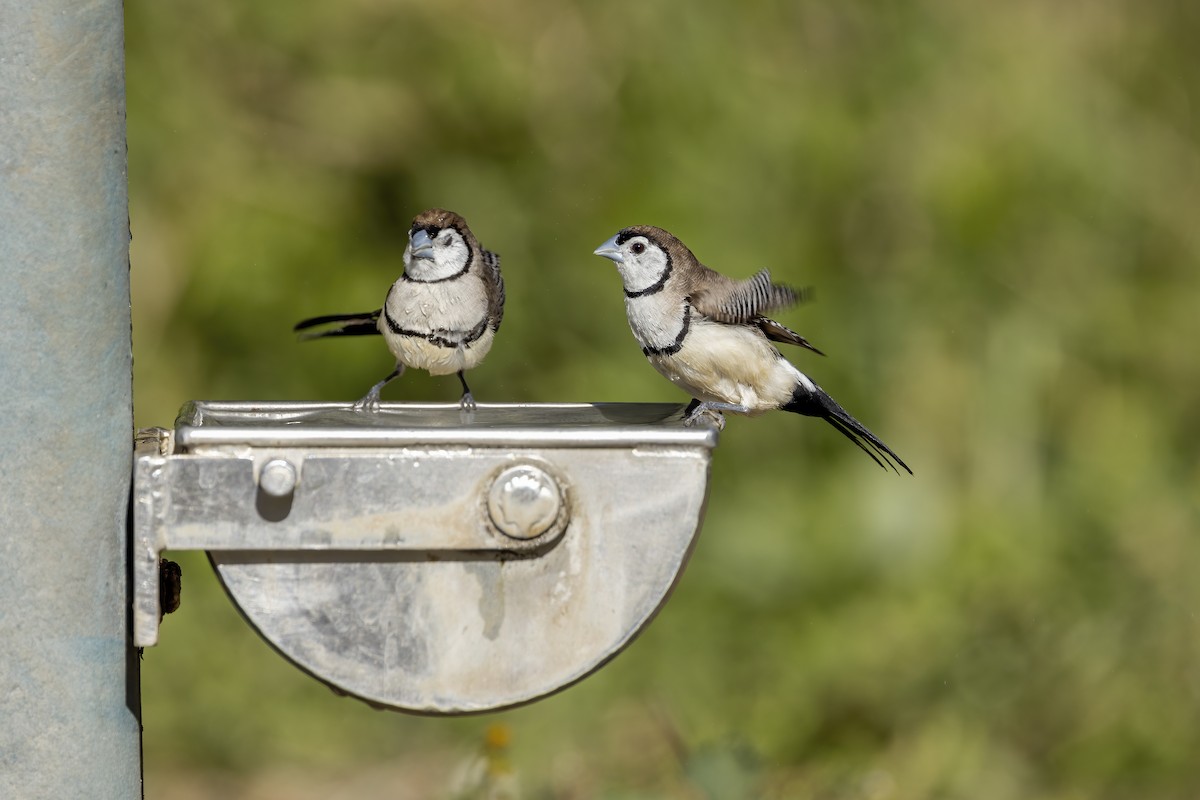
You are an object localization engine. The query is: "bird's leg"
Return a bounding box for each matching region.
[456,371,476,411]
[683,401,751,430]
[353,364,404,412]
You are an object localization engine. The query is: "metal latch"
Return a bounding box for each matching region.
[133,401,717,714]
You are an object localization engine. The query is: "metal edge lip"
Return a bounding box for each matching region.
[175,426,718,449]
[173,401,720,450]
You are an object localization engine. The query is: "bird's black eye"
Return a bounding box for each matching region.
[631,241,646,255]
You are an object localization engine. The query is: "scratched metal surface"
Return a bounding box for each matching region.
[136,402,716,713]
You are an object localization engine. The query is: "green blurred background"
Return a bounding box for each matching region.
[127,1,1200,797]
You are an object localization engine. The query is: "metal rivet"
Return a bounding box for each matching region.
[487,465,563,540]
[259,459,297,497]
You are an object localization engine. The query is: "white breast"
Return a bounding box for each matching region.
[387,276,489,333]
[624,292,687,353]
[380,274,493,374]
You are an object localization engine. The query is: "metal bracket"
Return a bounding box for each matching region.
[133,401,717,713]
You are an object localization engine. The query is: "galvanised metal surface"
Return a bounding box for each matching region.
[135,402,717,714]
[171,400,719,448]
[0,1,140,795]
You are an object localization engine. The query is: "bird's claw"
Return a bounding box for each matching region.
[683,406,726,430]
[458,392,477,412]
[352,389,383,413]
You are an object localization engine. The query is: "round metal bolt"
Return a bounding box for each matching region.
[487,464,563,540]
[259,459,297,497]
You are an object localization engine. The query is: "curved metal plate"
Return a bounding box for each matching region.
[209,445,710,714]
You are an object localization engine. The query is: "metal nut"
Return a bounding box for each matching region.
[259,459,297,497]
[487,465,563,540]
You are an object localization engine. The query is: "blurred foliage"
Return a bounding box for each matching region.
[127,0,1200,797]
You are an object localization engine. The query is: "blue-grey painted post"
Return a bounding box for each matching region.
[0,1,141,796]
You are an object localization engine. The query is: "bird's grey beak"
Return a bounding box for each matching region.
[593,234,624,264]
[410,229,435,260]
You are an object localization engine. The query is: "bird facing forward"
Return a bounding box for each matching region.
[296,209,504,410]
[593,225,910,473]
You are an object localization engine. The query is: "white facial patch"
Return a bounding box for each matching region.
[617,237,671,296]
[406,228,471,281]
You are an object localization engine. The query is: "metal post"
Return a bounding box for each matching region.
[0,1,141,796]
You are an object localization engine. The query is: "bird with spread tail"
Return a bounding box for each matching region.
[296,209,504,411]
[593,225,910,473]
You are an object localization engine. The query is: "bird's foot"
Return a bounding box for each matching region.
[458,391,477,412]
[682,404,724,430]
[686,408,726,430]
[352,386,384,413]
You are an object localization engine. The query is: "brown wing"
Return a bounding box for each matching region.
[482,248,505,332]
[688,267,824,355]
[757,317,825,356]
[690,268,802,324]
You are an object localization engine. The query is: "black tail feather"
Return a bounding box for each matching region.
[294,310,382,339]
[784,384,912,474]
[823,414,891,472]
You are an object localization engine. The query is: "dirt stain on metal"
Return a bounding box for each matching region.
[464,562,505,640]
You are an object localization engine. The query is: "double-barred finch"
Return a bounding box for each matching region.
[593,225,910,473]
[295,209,504,411]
